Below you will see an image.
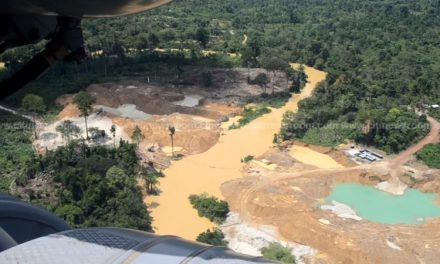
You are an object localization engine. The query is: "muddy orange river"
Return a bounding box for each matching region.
[145,65,329,240]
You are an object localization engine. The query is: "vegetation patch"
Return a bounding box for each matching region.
[430,109,440,122]
[262,92,291,109]
[0,110,36,190]
[301,122,360,147]
[189,193,229,224]
[282,108,430,154]
[196,229,228,246]
[241,155,254,163]
[416,144,440,169]
[0,176,13,193]
[229,92,291,130]
[38,140,153,230]
[229,105,271,130]
[261,242,296,263]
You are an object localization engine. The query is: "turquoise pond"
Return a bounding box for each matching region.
[325,183,440,224]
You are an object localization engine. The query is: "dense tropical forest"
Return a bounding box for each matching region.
[417,143,440,169]
[35,140,153,230]
[1,0,440,230]
[0,110,36,192]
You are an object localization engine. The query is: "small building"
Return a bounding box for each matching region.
[432,104,440,109]
[357,149,383,162]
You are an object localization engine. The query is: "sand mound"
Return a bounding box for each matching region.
[113,113,220,155]
[58,103,81,119]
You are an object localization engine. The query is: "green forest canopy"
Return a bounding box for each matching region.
[417,143,440,169]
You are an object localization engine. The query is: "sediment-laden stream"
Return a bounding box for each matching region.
[145,65,328,239]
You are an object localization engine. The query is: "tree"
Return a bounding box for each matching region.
[105,166,126,191]
[148,33,160,52]
[195,27,209,49]
[73,91,96,140]
[260,242,296,263]
[131,125,145,146]
[56,120,82,144]
[251,73,269,93]
[298,65,308,86]
[284,67,295,90]
[260,57,289,94]
[273,133,279,145]
[55,204,84,227]
[196,229,228,246]
[241,47,258,68]
[138,165,162,195]
[88,127,106,144]
[110,125,117,148]
[145,171,160,195]
[168,125,176,157]
[21,94,45,139]
[290,75,302,94]
[289,66,307,94]
[22,94,45,114]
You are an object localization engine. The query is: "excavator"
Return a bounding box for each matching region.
[0,1,273,263]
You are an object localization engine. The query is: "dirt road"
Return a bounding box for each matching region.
[389,116,440,169]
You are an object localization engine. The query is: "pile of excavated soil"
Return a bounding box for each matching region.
[57,103,81,119]
[113,113,220,155]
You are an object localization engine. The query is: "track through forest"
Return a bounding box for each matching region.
[389,116,440,170]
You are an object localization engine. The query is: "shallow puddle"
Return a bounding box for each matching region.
[172,95,203,107]
[97,104,151,120]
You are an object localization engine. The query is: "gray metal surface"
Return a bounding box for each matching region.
[0,227,17,252]
[0,197,70,245]
[0,228,274,263]
[0,0,172,17]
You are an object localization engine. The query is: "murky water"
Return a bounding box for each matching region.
[326,183,440,224]
[97,104,151,120]
[146,65,328,240]
[172,95,203,107]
